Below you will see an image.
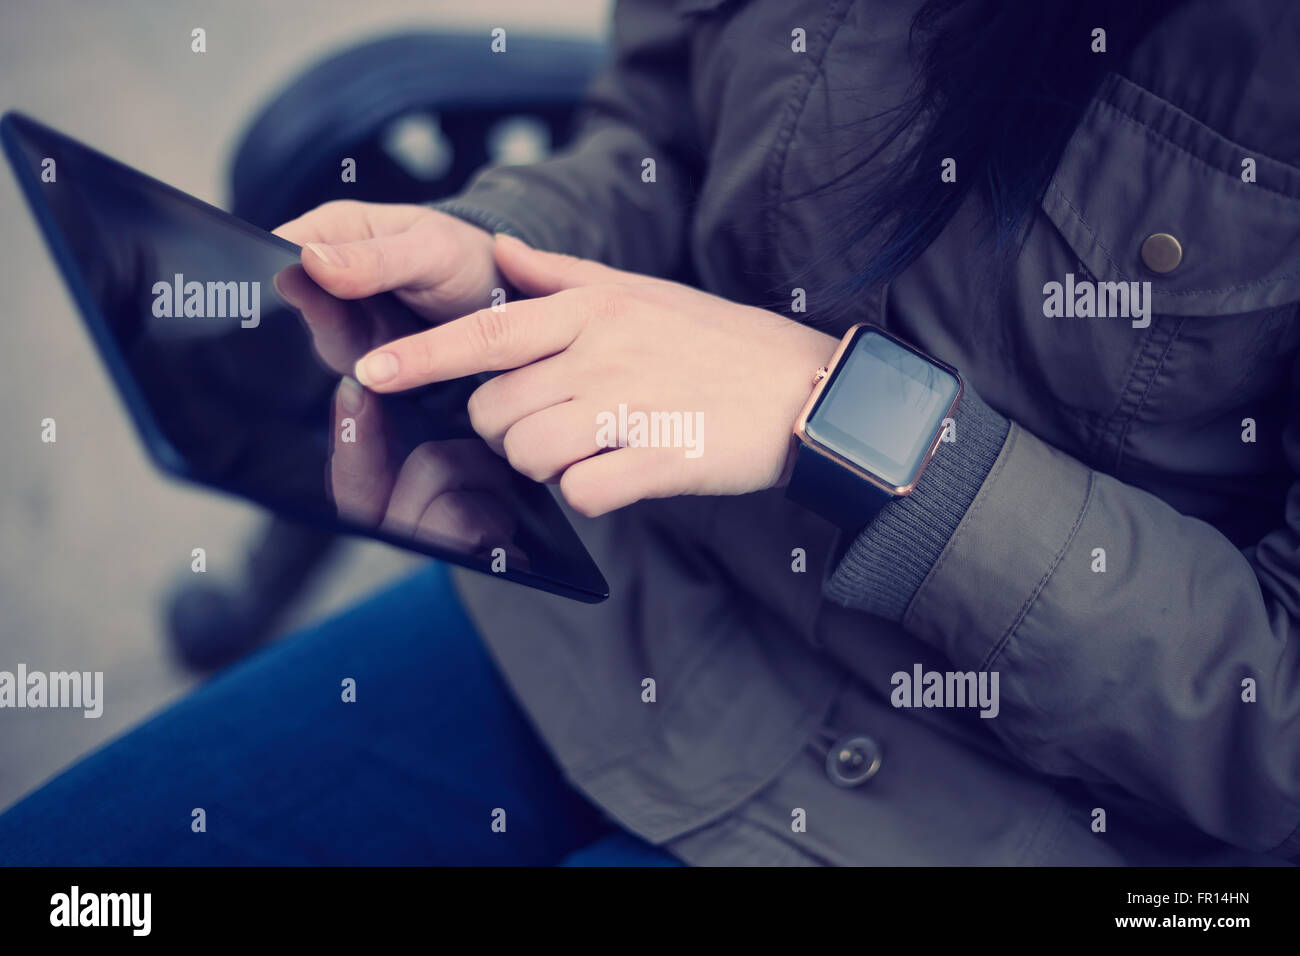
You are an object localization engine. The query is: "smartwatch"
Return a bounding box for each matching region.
[788,323,962,529]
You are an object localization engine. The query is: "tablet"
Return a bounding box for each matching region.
[2,111,609,603]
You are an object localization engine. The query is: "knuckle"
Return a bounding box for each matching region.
[627,281,672,309]
[577,285,626,323]
[501,425,546,481]
[363,239,389,285]
[412,333,440,379]
[465,307,515,362]
[465,381,507,439]
[465,385,490,433]
[560,470,601,518]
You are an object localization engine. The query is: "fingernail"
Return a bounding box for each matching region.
[338,375,365,413]
[356,351,398,387]
[494,232,527,249]
[306,242,343,266]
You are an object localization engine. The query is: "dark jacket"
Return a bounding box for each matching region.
[437,0,1300,864]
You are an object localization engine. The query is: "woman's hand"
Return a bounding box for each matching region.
[271,201,502,376]
[274,200,502,320]
[353,234,839,517]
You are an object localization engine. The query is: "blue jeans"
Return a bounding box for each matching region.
[0,563,680,866]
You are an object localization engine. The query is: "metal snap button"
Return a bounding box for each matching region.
[824,734,882,788]
[1140,232,1182,274]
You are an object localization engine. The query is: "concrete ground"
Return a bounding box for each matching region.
[0,0,608,813]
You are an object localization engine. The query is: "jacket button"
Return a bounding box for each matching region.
[825,735,882,788]
[1140,232,1182,274]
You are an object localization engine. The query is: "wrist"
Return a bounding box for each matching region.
[823,386,1011,618]
[775,327,838,488]
[784,323,962,528]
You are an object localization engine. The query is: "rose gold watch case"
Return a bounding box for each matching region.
[792,322,963,497]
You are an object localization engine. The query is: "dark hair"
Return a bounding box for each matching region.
[789,0,1184,323]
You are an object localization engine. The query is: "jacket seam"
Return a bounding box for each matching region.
[1092,314,1183,467]
[762,0,855,279]
[1013,783,1069,866]
[1113,316,1187,473]
[1092,325,1165,451]
[1097,88,1300,204]
[979,470,1097,672]
[1271,810,1300,860]
[1047,180,1127,278]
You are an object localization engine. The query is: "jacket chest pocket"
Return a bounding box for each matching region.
[1030,72,1300,478]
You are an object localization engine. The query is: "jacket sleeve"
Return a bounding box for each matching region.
[825,335,1300,860]
[434,0,699,278]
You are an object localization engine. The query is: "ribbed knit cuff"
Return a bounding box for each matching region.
[823,386,1010,621]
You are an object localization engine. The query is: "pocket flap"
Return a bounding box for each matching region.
[1042,72,1300,316]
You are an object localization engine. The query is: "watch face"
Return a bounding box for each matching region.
[804,327,960,489]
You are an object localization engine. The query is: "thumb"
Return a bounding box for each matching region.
[301,231,438,300]
[492,233,636,296]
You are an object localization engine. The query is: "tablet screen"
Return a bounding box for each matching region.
[3,112,608,602]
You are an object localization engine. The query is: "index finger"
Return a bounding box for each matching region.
[353,294,586,391]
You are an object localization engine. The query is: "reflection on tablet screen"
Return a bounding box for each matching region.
[3,112,608,602]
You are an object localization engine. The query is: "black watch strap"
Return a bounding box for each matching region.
[786,441,893,530]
